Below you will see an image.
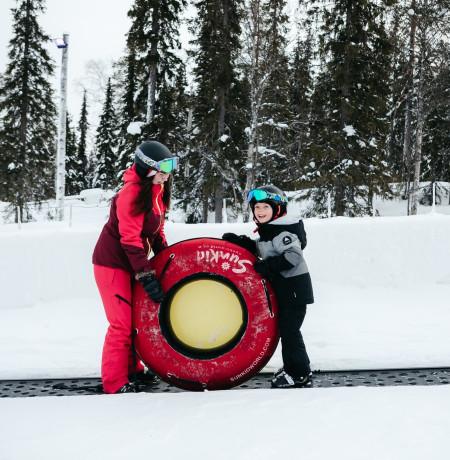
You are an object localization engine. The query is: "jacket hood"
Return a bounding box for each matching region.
[267,215,298,226]
[257,215,307,249]
[123,165,141,184]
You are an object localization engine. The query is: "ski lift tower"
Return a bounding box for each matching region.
[54,34,69,221]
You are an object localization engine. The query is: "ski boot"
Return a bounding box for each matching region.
[271,371,312,389]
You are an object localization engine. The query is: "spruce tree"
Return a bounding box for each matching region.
[189,0,245,222]
[421,42,450,196]
[114,52,138,186]
[385,3,409,183]
[64,113,82,196]
[76,90,90,190]
[0,0,56,222]
[289,30,314,191]
[305,0,395,217]
[255,0,292,189]
[117,0,188,197]
[126,0,187,131]
[93,78,118,190]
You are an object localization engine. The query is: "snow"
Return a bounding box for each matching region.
[343,124,356,136]
[126,121,145,135]
[1,199,450,459]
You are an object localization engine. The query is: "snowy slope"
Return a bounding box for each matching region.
[0,199,449,459]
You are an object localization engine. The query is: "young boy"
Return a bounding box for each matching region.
[223,185,314,388]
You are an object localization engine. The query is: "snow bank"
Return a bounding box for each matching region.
[1,213,449,309]
[1,209,450,378]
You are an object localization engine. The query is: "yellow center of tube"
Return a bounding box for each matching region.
[169,279,244,350]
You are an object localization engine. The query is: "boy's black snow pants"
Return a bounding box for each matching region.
[278,303,310,377]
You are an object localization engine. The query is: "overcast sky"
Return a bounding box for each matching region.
[0,0,134,121]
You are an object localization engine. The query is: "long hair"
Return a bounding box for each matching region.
[133,175,172,216]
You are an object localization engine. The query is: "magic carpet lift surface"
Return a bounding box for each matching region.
[132,238,280,391]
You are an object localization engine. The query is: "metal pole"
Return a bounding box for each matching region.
[222,198,227,223]
[327,192,332,218]
[55,33,69,221]
[432,182,436,213]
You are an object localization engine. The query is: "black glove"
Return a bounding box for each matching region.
[222,233,257,255]
[222,232,241,244]
[139,273,165,303]
[254,260,270,276]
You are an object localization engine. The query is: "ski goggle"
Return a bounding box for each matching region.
[136,148,179,173]
[247,189,288,204]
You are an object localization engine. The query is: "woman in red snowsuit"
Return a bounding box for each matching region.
[92,140,179,394]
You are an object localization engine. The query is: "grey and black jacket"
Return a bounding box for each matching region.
[256,215,314,306]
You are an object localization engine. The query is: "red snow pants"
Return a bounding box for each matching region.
[94,264,144,394]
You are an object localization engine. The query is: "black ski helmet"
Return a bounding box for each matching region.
[134,140,173,178]
[248,185,288,222]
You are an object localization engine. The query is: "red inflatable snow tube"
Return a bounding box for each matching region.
[132,238,279,391]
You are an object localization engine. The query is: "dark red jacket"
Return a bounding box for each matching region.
[92,165,168,274]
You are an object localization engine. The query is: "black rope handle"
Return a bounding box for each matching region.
[167,373,207,390]
[131,328,139,385]
[158,253,175,282]
[261,279,274,318]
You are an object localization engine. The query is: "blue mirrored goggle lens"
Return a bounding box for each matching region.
[247,189,269,202]
[247,189,287,203]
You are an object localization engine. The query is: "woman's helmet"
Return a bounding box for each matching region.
[134,141,179,178]
[247,185,288,222]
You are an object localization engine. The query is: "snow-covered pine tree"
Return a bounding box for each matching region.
[76,90,90,190]
[149,62,189,152]
[189,0,245,222]
[64,113,82,196]
[421,42,450,203]
[255,0,292,188]
[239,0,292,220]
[0,0,56,222]
[289,27,314,191]
[385,1,450,213]
[93,78,118,190]
[113,51,138,187]
[126,0,187,132]
[384,2,409,184]
[305,0,395,217]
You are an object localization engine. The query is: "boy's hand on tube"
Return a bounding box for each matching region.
[223,233,257,255]
[254,260,270,276]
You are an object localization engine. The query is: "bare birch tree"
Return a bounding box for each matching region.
[409,0,450,214]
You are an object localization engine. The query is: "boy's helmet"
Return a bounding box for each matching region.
[134,141,174,178]
[248,185,288,222]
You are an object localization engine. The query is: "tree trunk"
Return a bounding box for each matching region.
[403,2,416,215]
[215,35,227,224]
[16,0,32,223]
[55,34,69,221]
[410,24,426,216]
[244,96,259,221]
[336,0,353,217]
[146,7,159,124]
[215,181,223,223]
[202,195,208,223]
[243,0,262,221]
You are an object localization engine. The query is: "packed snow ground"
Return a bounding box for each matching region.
[1,193,450,459]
